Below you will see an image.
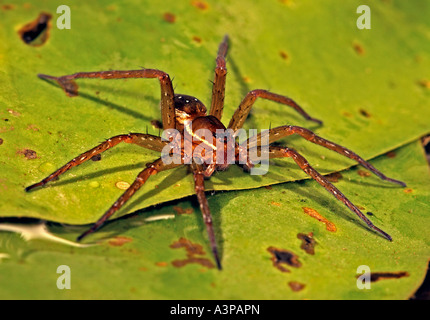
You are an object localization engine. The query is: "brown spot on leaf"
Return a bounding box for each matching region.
[170,237,215,269]
[191,0,209,10]
[359,108,371,118]
[302,207,337,232]
[0,138,3,145]
[192,36,202,43]
[357,169,371,177]
[26,124,39,131]
[353,42,365,55]
[264,185,272,190]
[173,206,193,215]
[18,12,52,46]
[267,246,301,273]
[325,172,343,183]
[403,188,413,194]
[155,261,168,267]
[17,148,37,160]
[418,79,430,89]
[172,257,214,268]
[107,236,133,246]
[0,126,14,133]
[288,281,306,292]
[163,12,176,23]
[0,179,7,191]
[385,151,396,158]
[297,232,316,255]
[279,50,289,60]
[106,4,117,11]
[170,238,205,255]
[242,76,252,83]
[270,201,281,207]
[1,4,15,10]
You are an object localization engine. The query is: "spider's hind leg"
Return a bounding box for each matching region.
[267,145,392,241]
[247,125,406,187]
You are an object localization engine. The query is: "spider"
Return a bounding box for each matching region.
[26,35,405,270]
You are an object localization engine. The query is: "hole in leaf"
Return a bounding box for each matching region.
[18,12,52,46]
[297,232,316,255]
[359,108,371,118]
[267,246,301,273]
[370,271,409,282]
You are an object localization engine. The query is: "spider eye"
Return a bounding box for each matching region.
[174,94,207,120]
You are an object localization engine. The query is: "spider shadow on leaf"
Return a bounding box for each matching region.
[39,76,158,123]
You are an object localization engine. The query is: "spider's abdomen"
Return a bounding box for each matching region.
[188,115,236,171]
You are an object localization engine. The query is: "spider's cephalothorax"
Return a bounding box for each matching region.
[172,93,237,174]
[173,94,207,128]
[26,35,406,270]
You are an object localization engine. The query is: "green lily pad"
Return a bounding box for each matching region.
[0,0,429,224]
[0,140,428,299]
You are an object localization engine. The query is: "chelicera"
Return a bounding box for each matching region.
[26,36,405,269]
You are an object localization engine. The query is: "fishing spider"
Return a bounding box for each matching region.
[26,35,405,270]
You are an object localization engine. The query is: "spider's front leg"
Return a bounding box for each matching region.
[77,157,181,241]
[38,68,176,131]
[228,90,323,132]
[25,133,168,191]
[209,35,229,121]
[266,146,393,241]
[192,162,222,270]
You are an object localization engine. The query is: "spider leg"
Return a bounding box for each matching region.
[77,157,180,241]
[246,126,406,186]
[267,146,392,241]
[228,90,322,132]
[192,162,222,270]
[25,133,168,192]
[38,69,176,131]
[209,35,229,120]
